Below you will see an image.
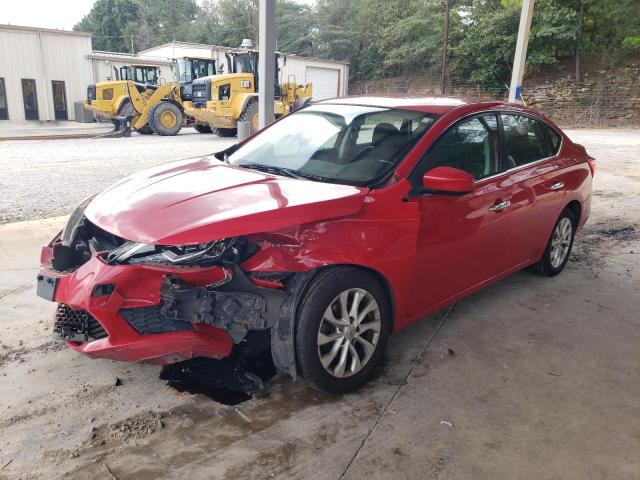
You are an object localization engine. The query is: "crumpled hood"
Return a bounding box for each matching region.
[85,156,368,245]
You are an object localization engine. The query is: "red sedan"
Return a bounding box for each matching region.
[37,96,594,393]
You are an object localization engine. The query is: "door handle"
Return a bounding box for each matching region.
[549,181,564,190]
[489,200,511,212]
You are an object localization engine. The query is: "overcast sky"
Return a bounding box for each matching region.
[0,0,316,31]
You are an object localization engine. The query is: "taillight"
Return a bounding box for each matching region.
[587,156,596,177]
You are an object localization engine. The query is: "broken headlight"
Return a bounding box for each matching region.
[61,195,95,246]
[106,238,235,266]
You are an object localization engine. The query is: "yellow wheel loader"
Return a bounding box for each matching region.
[84,57,216,136]
[184,49,313,137]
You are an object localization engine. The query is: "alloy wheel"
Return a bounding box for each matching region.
[317,288,381,378]
[550,217,572,268]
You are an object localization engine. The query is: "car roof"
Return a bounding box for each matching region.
[317,95,510,115]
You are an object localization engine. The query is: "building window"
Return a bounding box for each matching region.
[21,79,39,121]
[0,78,8,120]
[52,81,68,121]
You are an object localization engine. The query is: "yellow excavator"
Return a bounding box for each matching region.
[84,57,216,136]
[184,48,313,137]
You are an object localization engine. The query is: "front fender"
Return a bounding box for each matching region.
[241,179,420,332]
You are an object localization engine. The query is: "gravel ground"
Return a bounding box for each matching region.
[0,131,236,224]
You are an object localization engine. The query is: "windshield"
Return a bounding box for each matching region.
[228,104,437,186]
[234,54,257,73]
[175,59,215,84]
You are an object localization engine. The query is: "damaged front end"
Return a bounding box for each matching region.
[38,209,311,381]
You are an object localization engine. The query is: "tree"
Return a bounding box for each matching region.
[74,0,141,52]
[451,0,576,87]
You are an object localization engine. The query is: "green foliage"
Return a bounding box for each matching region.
[453,0,576,86]
[75,0,640,86]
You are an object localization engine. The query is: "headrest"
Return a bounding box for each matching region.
[372,122,399,144]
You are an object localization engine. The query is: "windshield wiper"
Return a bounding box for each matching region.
[239,163,322,182]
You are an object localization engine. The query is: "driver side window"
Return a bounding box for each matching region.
[424,114,499,180]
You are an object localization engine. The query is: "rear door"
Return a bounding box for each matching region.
[0,78,8,120]
[21,79,38,120]
[52,81,68,120]
[499,113,568,265]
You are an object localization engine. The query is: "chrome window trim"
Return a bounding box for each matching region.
[475,109,564,185]
[409,107,564,187]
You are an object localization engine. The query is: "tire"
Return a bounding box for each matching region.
[239,99,260,134]
[531,208,576,277]
[117,100,134,117]
[213,127,237,137]
[118,101,152,134]
[148,102,183,136]
[194,124,212,134]
[295,267,392,394]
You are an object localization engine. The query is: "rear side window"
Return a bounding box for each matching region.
[544,124,562,155]
[501,114,551,168]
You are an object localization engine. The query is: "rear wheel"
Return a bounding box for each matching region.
[295,268,391,394]
[194,124,212,134]
[531,208,576,277]
[149,102,183,136]
[239,99,260,134]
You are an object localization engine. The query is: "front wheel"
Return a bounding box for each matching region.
[148,102,183,136]
[295,268,391,394]
[531,208,576,277]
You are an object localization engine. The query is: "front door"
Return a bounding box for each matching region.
[52,81,68,120]
[408,113,514,317]
[21,79,38,120]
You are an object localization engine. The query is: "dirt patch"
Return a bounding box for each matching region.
[0,340,66,368]
[571,219,638,270]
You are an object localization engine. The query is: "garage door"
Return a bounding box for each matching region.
[305,67,340,100]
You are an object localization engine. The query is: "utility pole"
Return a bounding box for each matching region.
[440,0,450,95]
[258,0,276,129]
[508,0,535,103]
[575,0,584,84]
[130,35,135,55]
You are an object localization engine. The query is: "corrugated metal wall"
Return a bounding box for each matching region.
[0,26,93,121]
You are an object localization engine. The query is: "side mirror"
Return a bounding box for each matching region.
[422,166,475,195]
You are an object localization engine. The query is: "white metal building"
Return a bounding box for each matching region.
[0,24,93,121]
[0,26,349,122]
[138,42,350,99]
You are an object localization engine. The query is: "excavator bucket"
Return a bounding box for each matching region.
[99,115,132,138]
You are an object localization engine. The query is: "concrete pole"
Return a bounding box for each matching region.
[258,0,276,129]
[508,0,535,103]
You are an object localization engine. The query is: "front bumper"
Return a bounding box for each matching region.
[39,243,234,365]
